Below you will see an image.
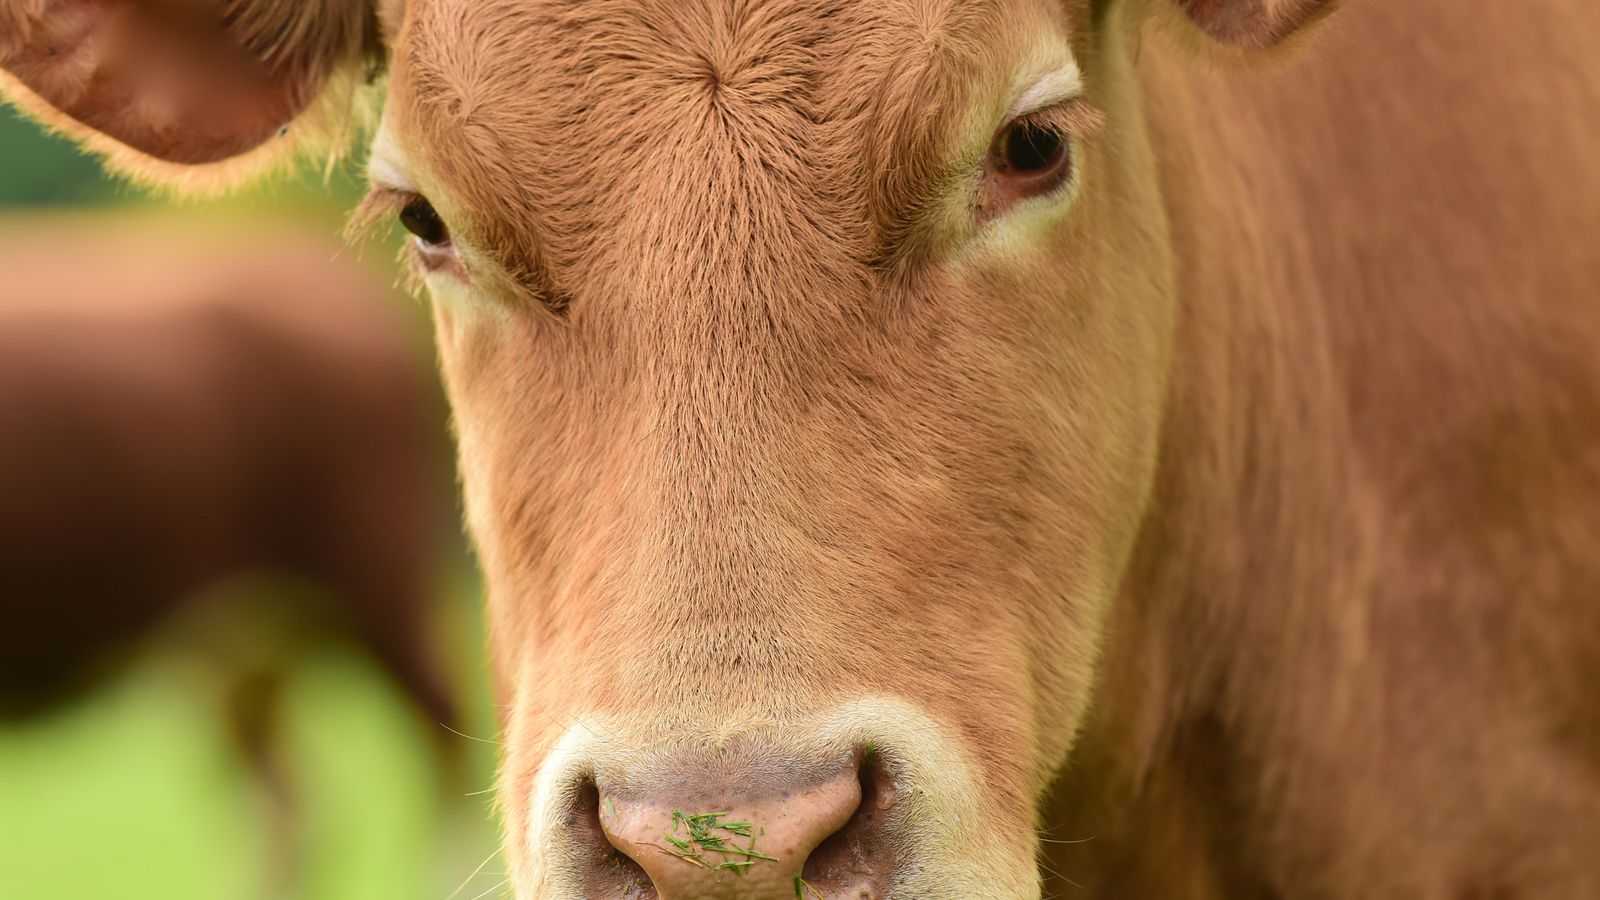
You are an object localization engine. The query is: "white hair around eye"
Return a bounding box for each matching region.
[1010,60,1084,119]
[366,119,417,193]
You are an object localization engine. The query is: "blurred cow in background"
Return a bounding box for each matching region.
[0,215,457,888]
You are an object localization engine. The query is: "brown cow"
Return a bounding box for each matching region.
[0,216,457,808]
[4,1,1597,898]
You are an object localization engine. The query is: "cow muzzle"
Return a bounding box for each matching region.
[583,752,892,899]
[515,697,1039,899]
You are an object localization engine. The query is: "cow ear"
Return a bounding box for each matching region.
[1155,0,1340,52]
[0,0,382,191]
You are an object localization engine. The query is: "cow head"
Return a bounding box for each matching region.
[2,0,1335,895]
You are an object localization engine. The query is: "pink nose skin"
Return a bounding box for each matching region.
[599,767,864,899]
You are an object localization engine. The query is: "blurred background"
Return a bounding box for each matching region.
[0,105,504,899]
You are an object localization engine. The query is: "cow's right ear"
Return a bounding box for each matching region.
[0,0,382,190]
[1144,0,1341,53]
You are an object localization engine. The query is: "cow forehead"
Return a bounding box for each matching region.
[385,0,1079,302]
[393,0,987,143]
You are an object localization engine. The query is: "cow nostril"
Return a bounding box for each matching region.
[570,780,657,898]
[799,751,898,899]
[594,752,894,899]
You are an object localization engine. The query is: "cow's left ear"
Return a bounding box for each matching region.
[0,0,382,190]
[1153,0,1341,52]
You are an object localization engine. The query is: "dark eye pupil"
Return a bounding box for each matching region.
[1002,123,1065,173]
[399,197,449,245]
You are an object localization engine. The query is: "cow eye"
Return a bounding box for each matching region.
[980,115,1077,221]
[997,122,1066,175]
[399,195,450,246]
[988,119,1072,192]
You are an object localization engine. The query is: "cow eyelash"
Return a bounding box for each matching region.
[354,185,571,316]
[349,186,463,280]
[989,98,1107,184]
[349,186,413,241]
[977,98,1106,222]
[1008,98,1107,141]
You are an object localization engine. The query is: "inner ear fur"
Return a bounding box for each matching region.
[0,0,383,192]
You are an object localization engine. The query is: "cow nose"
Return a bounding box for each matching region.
[595,762,883,899]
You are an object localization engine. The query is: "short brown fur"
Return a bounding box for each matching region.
[4,0,1597,895]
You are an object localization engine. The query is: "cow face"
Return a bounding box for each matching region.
[1,0,1332,895]
[378,2,1166,894]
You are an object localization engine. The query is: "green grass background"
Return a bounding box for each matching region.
[0,106,505,900]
